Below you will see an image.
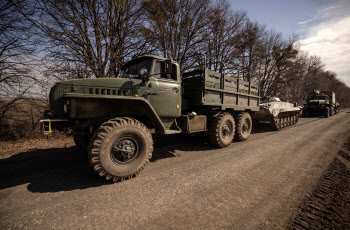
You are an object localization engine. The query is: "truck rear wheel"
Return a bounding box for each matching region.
[235,112,252,141]
[208,113,235,148]
[88,118,153,182]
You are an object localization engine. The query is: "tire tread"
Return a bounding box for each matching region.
[88,117,153,182]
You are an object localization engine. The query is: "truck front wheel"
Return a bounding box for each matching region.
[88,118,153,182]
[235,112,252,141]
[208,113,235,148]
[324,108,329,118]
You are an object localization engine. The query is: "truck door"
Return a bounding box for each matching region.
[149,61,181,118]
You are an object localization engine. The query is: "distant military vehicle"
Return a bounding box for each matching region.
[253,97,301,130]
[303,90,340,118]
[40,55,300,182]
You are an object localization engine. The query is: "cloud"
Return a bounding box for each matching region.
[298,0,350,86]
[298,17,315,25]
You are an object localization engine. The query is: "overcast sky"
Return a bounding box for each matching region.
[230,0,350,86]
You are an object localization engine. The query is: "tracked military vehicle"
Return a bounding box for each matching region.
[253,97,301,130]
[40,55,299,182]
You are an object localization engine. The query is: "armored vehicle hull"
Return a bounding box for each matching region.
[253,98,301,130]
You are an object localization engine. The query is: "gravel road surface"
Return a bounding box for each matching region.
[1,110,350,229]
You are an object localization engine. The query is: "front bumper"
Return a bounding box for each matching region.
[39,118,69,135]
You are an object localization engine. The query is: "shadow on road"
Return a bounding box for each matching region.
[0,134,215,193]
[0,119,304,193]
[151,133,215,162]
[251,123,275,134]
[0,147,110,193]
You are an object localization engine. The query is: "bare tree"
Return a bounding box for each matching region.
[141,0,211,72]
[202,0,247,72]
[0,0,37,121]
[27,0,150,79]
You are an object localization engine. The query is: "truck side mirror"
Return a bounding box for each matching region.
[140,68,148,81]
[164,59,172,74]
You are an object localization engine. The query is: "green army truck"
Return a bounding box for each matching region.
[40,55,260,181]
[303,90,340,118]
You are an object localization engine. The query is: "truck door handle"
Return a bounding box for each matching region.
[173,87,179,93]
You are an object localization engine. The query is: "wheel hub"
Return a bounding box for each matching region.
[242,120,249,134]
[222,123,231,139]
[111,137,139,165]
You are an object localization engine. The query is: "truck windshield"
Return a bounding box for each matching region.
[309,96,328,100]
[118,58,152,79]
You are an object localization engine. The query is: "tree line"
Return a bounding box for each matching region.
[1,0,349,139]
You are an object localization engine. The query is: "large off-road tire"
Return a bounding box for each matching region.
[324,108,329,118]
[73,133,91,154]
[235,112,252,142]
[88,118,153,182]
[208,113,235,148]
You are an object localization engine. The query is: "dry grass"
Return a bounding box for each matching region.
[0,98,49,140]
[0,135,75,159]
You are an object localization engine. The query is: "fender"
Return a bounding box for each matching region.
[63,93,166,134]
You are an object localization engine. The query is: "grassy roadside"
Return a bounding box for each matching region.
[0,135,75,160]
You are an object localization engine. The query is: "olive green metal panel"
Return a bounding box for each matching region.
[224,93,237,104]
[149,78,181,118]
[238,95,249,106]
[182,68,260,111]
[50,78,141,117]
[65,94,166,134]
[203,90,221,104]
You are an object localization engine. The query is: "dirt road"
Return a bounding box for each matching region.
[1,110,350,229]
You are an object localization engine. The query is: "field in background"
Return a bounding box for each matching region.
[0,98,48,141]
[0,135,74,159]
[0,98,75,159]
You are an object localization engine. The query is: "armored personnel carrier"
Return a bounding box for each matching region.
[253,97,301,130]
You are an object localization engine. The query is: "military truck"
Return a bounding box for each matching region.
[40,55,262,181]
[303,90,340,118]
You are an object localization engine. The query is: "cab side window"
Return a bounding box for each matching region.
[153,61,177,81]
[153,61,162,79]
[171,63,177,81]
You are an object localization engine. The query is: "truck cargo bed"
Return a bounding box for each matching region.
[182,69,260,111]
